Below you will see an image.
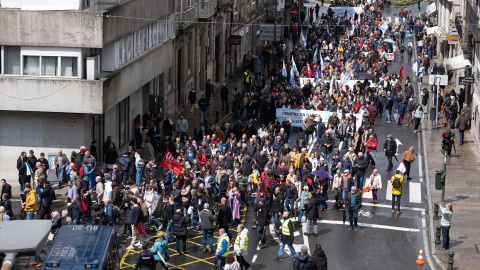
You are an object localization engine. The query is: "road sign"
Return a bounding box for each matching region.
[439,33,448,41]
[260,24,281,41]
[428,75,448,86]
[459,76,474,85]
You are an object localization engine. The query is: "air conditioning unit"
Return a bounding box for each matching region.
[86,55,100,80]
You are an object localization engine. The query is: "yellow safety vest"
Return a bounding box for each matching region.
[216,234,230,257]
[234,233,248,251]
[281,218,292,235]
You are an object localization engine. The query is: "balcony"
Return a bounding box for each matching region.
[179,5,198,30]
[199,0,216,19]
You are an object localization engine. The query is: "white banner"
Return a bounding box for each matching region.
[299,77,316,88]
[300,78,374,89]
[276,108,363,129]
[330,7,363,18]
[385,53,394,60]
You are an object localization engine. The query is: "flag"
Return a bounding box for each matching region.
[301,32,306,47]
[320,52,324,72]
[329,76,335,96]
[360,39,363,48]
[412,61,418,76]
[326,24,330,35]
[292,55,298,73]
[314,68,319,83]
[313,48,318,64]
[290,67,296,86]
[160,149,183,176]
[306,61,312,78]
[399,65,404,80]
[282,60,287,77]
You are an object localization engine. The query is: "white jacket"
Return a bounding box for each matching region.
[224,262,241,270]
[366,173,382,189]
[234,228,249,256]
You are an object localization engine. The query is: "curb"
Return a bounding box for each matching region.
[413,33,446,270]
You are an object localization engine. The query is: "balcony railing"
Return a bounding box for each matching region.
[179,4,198,30]
[199,0,216,19]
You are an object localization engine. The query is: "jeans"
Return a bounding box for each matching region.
[200,110,208,124]
[257,225,266,244]
[321,152,330,167]
[297,209,305,222]
[150,214,162,229]
[278,242,297,258]
[33,255,42,263]
[235,101,241,115]
[386,109,392,121]
[441,225,451,249]
[392,194,401,211]
[123,171,129,185]
[342,190,348,202]
[273,213,281,230]
[221,99,228,110]
[387,155,393,170]
[26,211,35,220]
[306,219,318,234]
[348,207,358,228]
[202,228,215,250]
[285,198,295,212]
[414,117,421,131]
[217,256,226,270]
[165,221,173,242]
[175,235,187,253]
[459,130,464,144]
[58,167,65,185]
[73,218,82,225]
[191,211,199,227]
[356,175,364,189]
[136,166,143,186]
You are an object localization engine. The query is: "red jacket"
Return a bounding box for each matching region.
[366,138,377,153]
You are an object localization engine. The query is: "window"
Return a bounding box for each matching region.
[61,57,78,77]
[4,46,21,75]
[41,56,58,76]
[117,97,129,147]
[23,56,40,76]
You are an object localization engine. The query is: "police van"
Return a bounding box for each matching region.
[42,225,119,270]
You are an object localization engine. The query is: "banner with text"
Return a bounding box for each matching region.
[276,108,363,129]
[331,7,364,18]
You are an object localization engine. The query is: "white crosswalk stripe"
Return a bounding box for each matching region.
[409,182,422,203]
[386,181,392,201]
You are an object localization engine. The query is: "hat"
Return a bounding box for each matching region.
[79,146,86,153]
[123,150,128,155]
[104,174,111,180]
[344,169,350,173]
[258,198,266,202]
[301,245,308,254]
[142,242,149,249]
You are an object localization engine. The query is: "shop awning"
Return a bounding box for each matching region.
[426,26,438,35]
[426,3,437,17]
[444,55,472,70]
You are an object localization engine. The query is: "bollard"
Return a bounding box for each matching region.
[193,127,198,138]
[435,225,441,244]
[215,110,219,123]
[434,203,439,219]
[448,252,454,270]
[225,102,230,114]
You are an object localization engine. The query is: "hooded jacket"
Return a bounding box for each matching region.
[402,147,416,163]
[313,249,328,270]
[171,213,187,236]
[24,189,37,212]
[234,228,249,256]
[293,253,316,270]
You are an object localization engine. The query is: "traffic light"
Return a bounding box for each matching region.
[442,131,451,151]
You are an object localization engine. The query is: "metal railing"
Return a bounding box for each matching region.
[199,0,216,19]
[179,4,198,30]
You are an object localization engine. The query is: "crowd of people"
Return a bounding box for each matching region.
[1,0,463,269]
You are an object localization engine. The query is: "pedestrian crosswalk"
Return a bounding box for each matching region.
[362,180,422,204]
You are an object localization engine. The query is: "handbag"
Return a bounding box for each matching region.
[193,103,199,109]
[397,162,406,174]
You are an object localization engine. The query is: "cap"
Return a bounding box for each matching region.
[80,146,86,153]
[123,150,128,155]
[142,242,149,249]
[344,169,350,173]
[258,198,266,202]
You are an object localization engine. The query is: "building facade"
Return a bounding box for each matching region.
[0,0,286,186]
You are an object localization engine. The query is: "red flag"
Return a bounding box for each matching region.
[360,39,363,48]
[306,61,312,78]
[160,150,183,175]
[399,64,404,80]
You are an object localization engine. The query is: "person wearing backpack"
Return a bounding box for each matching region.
[390,170,404,215]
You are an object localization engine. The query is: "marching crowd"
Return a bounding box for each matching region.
[0,0,461,269]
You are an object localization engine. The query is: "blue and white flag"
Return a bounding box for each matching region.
[292,55,298,73]
[326,23,330,36]
[301,32,306,47]
[313,48,318,64]
[290,67,296,86]
[282,60,287,77]
[320,53,324,72]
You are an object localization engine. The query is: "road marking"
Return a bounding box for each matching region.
[326,200,425,212]
[386,181,392,201]
[362,190,372,199]
[294,231,300,236]
[318,219,420,232]
[409,182,422,203]
[302,219,310,250]
[252,254,258,263]
[418,154,424,183]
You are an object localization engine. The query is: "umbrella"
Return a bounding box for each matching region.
[311,170,333,179]
[356,72,375,80]
[383,38,395,43]
[405,33,414,38]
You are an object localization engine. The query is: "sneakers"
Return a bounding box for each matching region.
[126,245,135,250]
[274,256,283,261]
[313,233,318,237]
[203,249,208,253]
[349,227,353,231]
[414,130,417,133]
[134,242,142,247]
[354,227,358,232]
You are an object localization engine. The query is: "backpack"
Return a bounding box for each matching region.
[79,166,86,177]
[392,176,401,188]
[251,172,258,185]
[50,189,56,201]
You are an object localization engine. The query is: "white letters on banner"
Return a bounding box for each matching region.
[299,77,316,88]
[276,108,363,130]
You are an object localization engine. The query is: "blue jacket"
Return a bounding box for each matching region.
[354,156,368,176]
[216,236,229,257]
[151,239,169,261]
[72,201,84,220]
[397,102,408,115]
[341,159,353,174]
[38,187,53,208]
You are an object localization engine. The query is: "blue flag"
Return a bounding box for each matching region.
[313,48,318,64]
[282,60,287,77]
[290,67,296,86]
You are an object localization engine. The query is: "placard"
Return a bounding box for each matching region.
[385,53,394,60]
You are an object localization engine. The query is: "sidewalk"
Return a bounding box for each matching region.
[420,57,480,269]
[179,73,244,136]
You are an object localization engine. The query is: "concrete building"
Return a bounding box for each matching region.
[0,0,246,187]
[435,0,479,144]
